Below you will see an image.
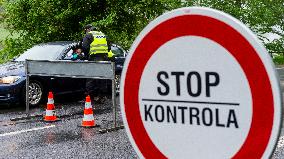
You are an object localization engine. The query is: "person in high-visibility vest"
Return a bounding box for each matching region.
[81,24,113,61]
[81,24,113,103]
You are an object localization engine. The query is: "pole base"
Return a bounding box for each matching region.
[98,125,124,133]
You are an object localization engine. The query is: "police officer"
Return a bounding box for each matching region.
[82,24,113,61]
[82,24,113,103]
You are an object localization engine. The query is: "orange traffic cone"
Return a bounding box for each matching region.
[44,92,57,122]
[81,95,96,127]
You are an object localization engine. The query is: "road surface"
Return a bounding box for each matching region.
[0,92,284,158]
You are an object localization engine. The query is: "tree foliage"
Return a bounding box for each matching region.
[195,0,284,54]
[0,0,283,63]
[0,0,183,62]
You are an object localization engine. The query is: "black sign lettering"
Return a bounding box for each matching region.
[167,106,177,123]
[187,72,202,97]
[171,72,185,96]
[206,72,220,97]
[144,104,153,121]
[189,107,200,125]
[178,106,187,124]
[155,105,165,122]
[157,71,170,96]
[143,103,239,129]
[202,108,213,126]
[227,109,239,128]
[215,108,225,127]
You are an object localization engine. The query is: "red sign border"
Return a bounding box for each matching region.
[123,14,275,158]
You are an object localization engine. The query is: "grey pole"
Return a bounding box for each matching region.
[112,62,117,128]
[25,60,30,115]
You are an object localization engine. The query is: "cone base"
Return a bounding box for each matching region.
[78,124,100,128]
[44,116,58,122]
[82,120,95,127]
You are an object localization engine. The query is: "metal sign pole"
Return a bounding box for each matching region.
[25,60,30,115]
[112,62,117,128]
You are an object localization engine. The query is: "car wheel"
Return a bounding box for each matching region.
[21,80,45,107]
[115,75,121,94]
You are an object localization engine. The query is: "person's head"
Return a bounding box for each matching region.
[75,48,82,54]
[83,24,97,33]
[84,24,93,33]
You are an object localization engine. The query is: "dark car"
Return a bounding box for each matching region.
[0,41,126,106]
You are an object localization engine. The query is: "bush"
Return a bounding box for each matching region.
[273,54,284,65]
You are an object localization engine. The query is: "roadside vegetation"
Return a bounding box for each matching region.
[0,0,283,64]
[273,54,284,65]
[0,18,20,48]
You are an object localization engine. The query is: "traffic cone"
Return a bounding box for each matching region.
[44,92,57,122]
[81,95,96,127]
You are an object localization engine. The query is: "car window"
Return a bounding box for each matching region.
[62,48,73,60]
[111,45,125,57]
[15,44,68,61]
[58,43,126,60]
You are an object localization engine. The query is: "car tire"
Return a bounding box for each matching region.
[21,80,46,107]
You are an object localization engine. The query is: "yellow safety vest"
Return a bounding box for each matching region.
[108,50,114,58]
[89,31,108,55]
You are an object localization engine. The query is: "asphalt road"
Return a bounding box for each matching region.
[0,97,137,159]
[1,94,284,158]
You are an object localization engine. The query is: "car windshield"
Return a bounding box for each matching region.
[111,45,125,57]
[15,44,68,61]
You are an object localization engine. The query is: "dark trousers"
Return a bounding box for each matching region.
[89,54,108,61]
[85,53,109,97]
[85,79,108,96]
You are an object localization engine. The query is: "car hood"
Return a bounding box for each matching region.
[0,62,25,77]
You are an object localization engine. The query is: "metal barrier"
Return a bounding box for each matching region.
[25,59,120,129]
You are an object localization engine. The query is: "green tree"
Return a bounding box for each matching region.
[0,0,183,63]
[189,0,284,55]
[99,0,186,48]
[1,0,283,63]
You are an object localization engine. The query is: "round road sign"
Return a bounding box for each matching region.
[120,7,282,159]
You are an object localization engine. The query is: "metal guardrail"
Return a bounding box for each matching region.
[25,59,119,128]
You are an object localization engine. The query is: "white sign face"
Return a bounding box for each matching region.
[121,7,282,159]
[140,36,252,158]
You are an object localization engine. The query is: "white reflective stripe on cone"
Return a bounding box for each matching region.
[48,98,54,104]
[46,110,55,116]
[83,114,94,121]
[85,102,92,109]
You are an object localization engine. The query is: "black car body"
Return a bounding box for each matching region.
[0,41,126,106]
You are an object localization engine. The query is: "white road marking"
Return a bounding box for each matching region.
[0,125,55,137]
